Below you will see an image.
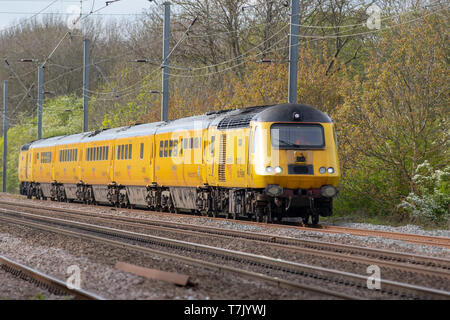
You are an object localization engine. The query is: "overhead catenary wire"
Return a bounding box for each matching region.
[165,5,447,79]
[49,3,448,97]
[4,2,446,115]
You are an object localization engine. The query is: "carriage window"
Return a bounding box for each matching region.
[190,138,193,149]
[184,138,188,149]
[75,149,78,161]
[128,144,132,159]
[164,140,168,157]
[40,152,51,163]
[180,138,183,155]
[140,143,144,159]
[169,140,173,157]
[194,137,199,149]
[210,136,215,155]
[173,141,178,157]
[270,124,325,149]
[159,141,163,157]
[105,146,109,160]
[252,127,260,154]
[120,144,124,160]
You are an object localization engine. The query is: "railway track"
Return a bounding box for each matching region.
[5,197,448,249]
[1,200,449,280]
[0,254,103,300]
[314,225,450,249]
[0,207,449,299]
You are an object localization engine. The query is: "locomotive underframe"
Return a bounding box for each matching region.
[20,181,333,223]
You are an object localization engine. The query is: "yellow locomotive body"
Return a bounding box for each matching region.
[19,103,339,223]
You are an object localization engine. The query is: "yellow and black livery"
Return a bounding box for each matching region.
[18,103,339,224]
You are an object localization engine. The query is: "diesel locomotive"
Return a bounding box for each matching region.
[18,103,340,224]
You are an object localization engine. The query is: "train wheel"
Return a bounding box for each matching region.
[312,214,319,225]
[302,216,309,225]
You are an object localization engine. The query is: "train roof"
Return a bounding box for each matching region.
[23,103,332,150]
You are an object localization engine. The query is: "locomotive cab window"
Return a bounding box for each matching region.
[270,124,325,149]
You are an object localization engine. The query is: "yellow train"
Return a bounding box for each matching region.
[18,103,339,224]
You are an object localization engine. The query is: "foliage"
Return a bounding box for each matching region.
[332,14,449,225]
[398,161,450,225]
[0,95,83,193]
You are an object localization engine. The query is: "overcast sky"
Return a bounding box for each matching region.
[0,0,155,30]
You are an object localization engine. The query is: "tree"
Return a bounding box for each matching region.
[334,12,449,219]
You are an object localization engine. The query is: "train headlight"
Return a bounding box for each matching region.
[327,167,335,174]
[274,166,283,174]
[266,166,274,173]
[266,185,283,197]
[292,112,302,121]
[321,185,337,198]
[319,167,326,174]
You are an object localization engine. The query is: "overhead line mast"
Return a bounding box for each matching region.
[161,1,170,122]
[288,0,299,104]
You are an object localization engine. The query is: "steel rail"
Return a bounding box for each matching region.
[1,200,449,273]
[0,213,355,300]
[1,209,449,300]
[318,225,450,248]
[4,198,449,248]
[0,255,104,300]
[3,203,449,280]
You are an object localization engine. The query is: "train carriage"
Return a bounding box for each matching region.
[18,103,340,224]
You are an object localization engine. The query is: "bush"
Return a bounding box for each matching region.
[398,161,450,225]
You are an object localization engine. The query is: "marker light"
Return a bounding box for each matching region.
[319,167,326,174]
[321,185,337,198]
[292,112,302,121]
[327,167,335,174]
[274,166,283,173]
[266,166,274,173]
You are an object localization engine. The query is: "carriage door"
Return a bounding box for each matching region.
[247,126,256,180]
[205,130,215,185]
[25,153,29,179]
